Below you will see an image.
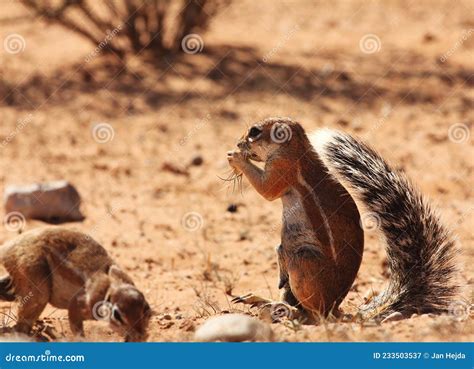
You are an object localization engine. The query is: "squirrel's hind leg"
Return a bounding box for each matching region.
[278,244,306,308]
[286,245,339,319]
[231,245,302,322]
[278,246,318,323]
[230,246,288,308]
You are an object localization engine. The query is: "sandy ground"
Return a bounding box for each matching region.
[0,0,473,342]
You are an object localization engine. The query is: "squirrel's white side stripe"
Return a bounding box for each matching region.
[296,167,337,262]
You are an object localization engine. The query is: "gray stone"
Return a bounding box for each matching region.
[4,181,84,223]
[194,314,273,342]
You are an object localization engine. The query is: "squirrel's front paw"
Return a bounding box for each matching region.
[227,150,247,173]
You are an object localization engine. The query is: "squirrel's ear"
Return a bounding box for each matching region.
[108,265,135,285]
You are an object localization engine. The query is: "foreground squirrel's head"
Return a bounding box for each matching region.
[236,117,307,162]
[105,283,151,342]
[88,266,151,342]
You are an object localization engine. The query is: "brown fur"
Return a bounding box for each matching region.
[0,227,150,341]
[228,118,363,318]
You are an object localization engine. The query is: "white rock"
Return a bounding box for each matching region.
[0,332,33,342]
[194,314,273,342]
[4,181,84,223]
[381,311,404,323]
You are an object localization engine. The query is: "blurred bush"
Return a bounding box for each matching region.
[19,0,229,58]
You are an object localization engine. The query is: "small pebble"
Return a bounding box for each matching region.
[227,204,238,213]
[423,33,437,43]
[190,155,204,166]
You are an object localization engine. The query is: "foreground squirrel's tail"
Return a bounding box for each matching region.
[311,129,459,319]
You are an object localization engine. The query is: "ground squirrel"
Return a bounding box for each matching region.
[0,227,151,341]
[227,117,458,321]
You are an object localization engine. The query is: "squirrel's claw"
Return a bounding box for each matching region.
[231,293,272,307]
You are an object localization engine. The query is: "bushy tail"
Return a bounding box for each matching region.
[0,275,15,301]
[311,129,459,319]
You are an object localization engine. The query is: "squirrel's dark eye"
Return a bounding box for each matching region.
[248,126,262,141]
[112,307,124,325]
